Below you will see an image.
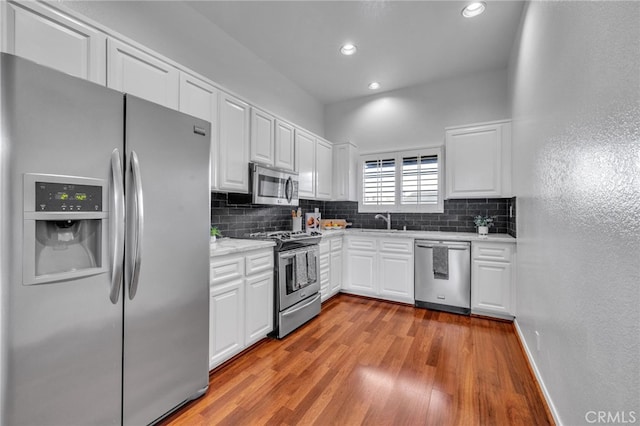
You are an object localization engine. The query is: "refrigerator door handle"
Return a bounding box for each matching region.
[128,150,144,300]
[109,149,125,304]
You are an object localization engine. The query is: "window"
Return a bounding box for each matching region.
[358,147,443,213]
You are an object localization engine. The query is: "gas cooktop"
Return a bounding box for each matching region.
[247,230,323,250]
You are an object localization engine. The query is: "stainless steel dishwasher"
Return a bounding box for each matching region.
[414,240,471,315]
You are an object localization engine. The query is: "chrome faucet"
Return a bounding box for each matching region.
[375,212,391,230]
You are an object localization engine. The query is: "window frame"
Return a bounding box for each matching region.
[357,146,444,214]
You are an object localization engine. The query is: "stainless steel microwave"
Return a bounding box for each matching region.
[250,163,299,206]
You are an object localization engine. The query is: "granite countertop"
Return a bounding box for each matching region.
[321,228,515,243]
[210,237,275,257]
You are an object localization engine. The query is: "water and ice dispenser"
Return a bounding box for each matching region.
[23,174,109,285]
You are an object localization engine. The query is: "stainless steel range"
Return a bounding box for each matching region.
[248,231,322,338]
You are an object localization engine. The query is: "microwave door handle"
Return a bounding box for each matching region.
[285,176,293,203]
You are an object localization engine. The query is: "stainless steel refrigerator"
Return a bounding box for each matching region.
[0,53,211,425]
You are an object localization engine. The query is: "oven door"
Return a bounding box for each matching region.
[277,245,320,311]
[251,163,299,206]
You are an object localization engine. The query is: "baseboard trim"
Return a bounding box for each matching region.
[513,319,562,426]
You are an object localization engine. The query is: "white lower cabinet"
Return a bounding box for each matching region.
[209,279,244,369]
[343,235,414,304]
[245,271,274,346]
[319,235,343,302]
[209,248,273,370]
[471,241,515,319]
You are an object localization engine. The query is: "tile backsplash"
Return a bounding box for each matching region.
[212,192,517,238]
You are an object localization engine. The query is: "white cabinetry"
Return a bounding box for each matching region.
[445,120,512,199]
[471,241,515,319]
[274,120,295,171]
[249,110,296,172]
[178,73,219,190]
[1,1,106,84]
[218,92,250,192]
[295,129,316,198]
[344,235,414,304]
[250,108,275,167]
[315,138,333,200]
[107,38,179,109]
[319,234,343,302]
[332,142,358,202]
[209,247,273,370]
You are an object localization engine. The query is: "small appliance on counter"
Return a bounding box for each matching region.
[305,208,321,232]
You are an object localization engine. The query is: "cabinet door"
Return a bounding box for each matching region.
[218,92,250,192]
[250,108,275,166]
[319,251,331,302]
[445,121,510,199]
[179,73,219,190]
[333,143,357,201]
[471,259,512,316]
[330,250,342,296]
[315,138,333,200]
[209,279,244,369]
[245,271,273,346]
[274,120,295,171]
[295,129,316,198]
[378,253,414,303]
[344,250,376,296]
[107,39,179,109]
[2,1,106,84]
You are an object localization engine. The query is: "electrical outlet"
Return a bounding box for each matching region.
[535,331,541,351]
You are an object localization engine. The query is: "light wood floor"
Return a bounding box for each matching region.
[161,294,553,426]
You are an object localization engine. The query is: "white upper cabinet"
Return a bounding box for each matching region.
[274,120,295,171]
[445,120,512,199]
[218,92,250,192]
[315,138,333,200]
[332,142,358,202]
[295,129,316,198]
[107,38,179,110]
[250,108,275,167]
[178,72,219,190]
[1,1,106,84]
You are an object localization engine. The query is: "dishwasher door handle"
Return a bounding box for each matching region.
[416,244,469,250]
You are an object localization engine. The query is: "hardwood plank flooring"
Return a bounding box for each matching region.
[161,294,553,426]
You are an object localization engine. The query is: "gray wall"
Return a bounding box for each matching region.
[509,2,640,424]
[324,67,510,152]
[57,0,325,136]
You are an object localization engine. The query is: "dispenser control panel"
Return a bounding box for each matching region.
[35,181,102,212]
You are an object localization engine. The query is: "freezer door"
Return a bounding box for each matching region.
[123,95,211,425]
[0,54,123,425]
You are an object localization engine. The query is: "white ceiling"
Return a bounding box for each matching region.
[187,1,525,105]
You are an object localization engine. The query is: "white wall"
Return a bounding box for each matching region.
[509,2,640,425]
[324,68,509,153]
[56,0,325,136]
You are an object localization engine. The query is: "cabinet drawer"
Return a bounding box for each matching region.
[245,250,274,275]
[330,237,343,251]
[347,237,376,251]
[210,256,244,286]
[379,238,413,254]
[472,243,512,262]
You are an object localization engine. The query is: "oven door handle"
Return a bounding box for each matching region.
[282,293,321,316]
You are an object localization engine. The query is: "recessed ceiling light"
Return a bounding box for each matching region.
[368,82,381,90]
[340,43,357,56]
[461,2,486,18]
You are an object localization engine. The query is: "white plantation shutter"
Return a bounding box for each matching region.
[359,147,443,213]
[401,155,438,205]
[363,158,396,206]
